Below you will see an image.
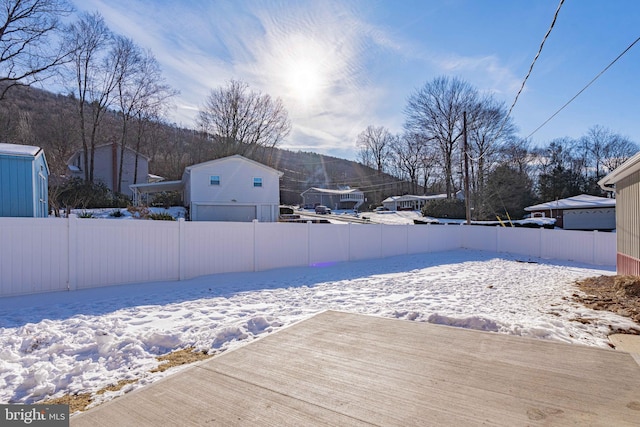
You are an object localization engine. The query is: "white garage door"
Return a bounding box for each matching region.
[194,205,257,222]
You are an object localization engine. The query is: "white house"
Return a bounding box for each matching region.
[382,191,464,211]
[130,155,283,222]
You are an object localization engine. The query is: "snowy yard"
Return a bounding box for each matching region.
[0,249,636,410]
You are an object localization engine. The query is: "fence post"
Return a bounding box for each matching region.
[307,220,312,266]
[178,218,186,281]
[592,230,598,265]
[348,222,352,261]
[67,214,77,291]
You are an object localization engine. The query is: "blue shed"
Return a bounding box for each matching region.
[0,143,49,217]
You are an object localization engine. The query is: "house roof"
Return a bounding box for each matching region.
[0,143,41,157]
[129,180,184,194]
[184,155,284,177]
[598,150,640,190]
[382,194,447,203]
[67,143,151,164]
[524,194,615,212]
[302,187,363,195]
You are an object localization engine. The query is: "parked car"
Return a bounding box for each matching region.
[315,205,331,214]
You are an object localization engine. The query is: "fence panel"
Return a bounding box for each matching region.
[0,216,618,297]
[182,221,254,278]
[349,224,383,261]
[497,227,542,258]
[381,224,410,258]
[74,218,180,289]
[463,226,497,252]
[0,218,69,295]
[255,222,309,270]
[308,223,350,265]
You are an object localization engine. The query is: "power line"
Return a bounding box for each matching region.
[525,35,640,139]
[504,0,565,122]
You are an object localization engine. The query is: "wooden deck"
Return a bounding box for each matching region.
[71,311,640,426]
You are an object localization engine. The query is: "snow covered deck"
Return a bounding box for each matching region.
[70,310,640,426]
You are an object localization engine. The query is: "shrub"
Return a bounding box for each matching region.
[109,209,124,217]
[151,191,183,208]
[78,211,93,218]
[148,212,176,221]
[127,206,150,219]
[422,199,466,219]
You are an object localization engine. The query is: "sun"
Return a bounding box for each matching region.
[287,59,323,104]
[280,35,329,106]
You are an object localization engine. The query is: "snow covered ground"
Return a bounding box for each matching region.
[0,249,636,410]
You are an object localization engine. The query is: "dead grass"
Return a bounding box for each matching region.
[41,347,215,413]
[151,347,214,373]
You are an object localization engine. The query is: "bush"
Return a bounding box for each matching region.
[422,199,466,219]
[53,177,131,210]
[148,212,176,221]
[150,191,182,208]
[110,209,124,217]
[78,211,93,218]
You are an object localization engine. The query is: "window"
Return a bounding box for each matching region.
[210,175,220,186]
[253,177,263,187]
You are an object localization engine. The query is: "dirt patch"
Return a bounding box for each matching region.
[41,379,137,413]
[41,347,214,413]
[151,347,214,373]
[573,275,640,329]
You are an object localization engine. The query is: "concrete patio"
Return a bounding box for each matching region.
[71,310,640,426]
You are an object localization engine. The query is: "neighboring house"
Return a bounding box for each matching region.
[0,143,49,218]
[382,191,464,211]
[599,151,640,276]
[301,187,365,210]
[524,194,616,230]
[130,155,283,222]
[67,143,149,198]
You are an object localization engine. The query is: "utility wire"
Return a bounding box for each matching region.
[505,0,565,122]
[525,35,640,139]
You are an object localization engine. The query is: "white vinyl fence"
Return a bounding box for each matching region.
[0,216,616,297]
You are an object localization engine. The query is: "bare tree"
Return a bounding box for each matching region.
[0,0,73,99]
[404,76,478,198]
[466,97,515,217]
[197,79,291,159]
[65,12,119,183]
[580,125,638,180]
[356,125,394,173]
[392,132,426,195]
[112,36,177,192]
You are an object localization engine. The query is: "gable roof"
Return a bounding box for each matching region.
[598,150,640,190]
[0,143,41,157]
[184,155,284,177]
[525,194,615,212]
[67,143,150,163]
[302,187,363,196]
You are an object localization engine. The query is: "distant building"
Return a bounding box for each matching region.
[301,187,365,210]
[524,194,615,231]
[382,191,464,211]
[599,151,640,276]
[0,143,49,217]
[67,143,149,198]
[130,155,283,222]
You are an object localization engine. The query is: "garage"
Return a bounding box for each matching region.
[193,204,257,222]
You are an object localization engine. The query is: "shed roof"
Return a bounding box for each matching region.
[0,143,41,156]
[525,194,615,211]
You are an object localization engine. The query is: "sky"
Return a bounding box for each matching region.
[69,0,640,160]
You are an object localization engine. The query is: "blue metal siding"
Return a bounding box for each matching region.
[0,155,35,217]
